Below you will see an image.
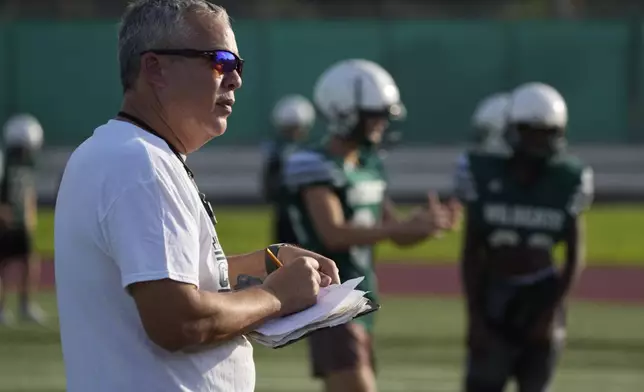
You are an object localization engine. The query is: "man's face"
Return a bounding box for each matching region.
[148,12,242,150]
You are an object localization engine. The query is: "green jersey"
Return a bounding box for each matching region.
[454,151,594,252]
[283,147,387,331]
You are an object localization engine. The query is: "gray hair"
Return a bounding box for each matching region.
[118,0,230,92]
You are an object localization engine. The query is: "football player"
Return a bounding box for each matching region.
[283,59,460,392]
[455,82,593,392]
[260,94,315,245]
[470,92,511,154]
[0,113,47,325]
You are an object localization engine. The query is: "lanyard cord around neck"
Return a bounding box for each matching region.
[116,111,217,226]
[117,111,194,177]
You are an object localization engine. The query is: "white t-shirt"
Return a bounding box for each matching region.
[54,119,255,392]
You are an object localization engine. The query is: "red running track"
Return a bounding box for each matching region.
[2,261,643,304]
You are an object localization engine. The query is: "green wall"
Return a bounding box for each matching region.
[0,20,642,146]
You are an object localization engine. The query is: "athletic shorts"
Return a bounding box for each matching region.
[307,322,376,378]
[465,336,563,392]
[465,269,566,392]
[0,226,32,262]
[482,268,564,342]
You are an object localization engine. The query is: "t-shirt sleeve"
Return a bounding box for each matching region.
[283,150,336,191]
[567,166,594,216]
[101,175,200,289]
[453,153,478,202]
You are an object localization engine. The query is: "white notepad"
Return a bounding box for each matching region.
[248,277,379,349]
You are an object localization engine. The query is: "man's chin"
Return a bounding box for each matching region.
[207,119,228,138]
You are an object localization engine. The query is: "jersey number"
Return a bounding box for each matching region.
[350,208,377,269]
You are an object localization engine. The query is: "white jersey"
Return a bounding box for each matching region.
[54,119,255,392]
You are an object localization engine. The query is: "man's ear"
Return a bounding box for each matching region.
[140,53,167,88]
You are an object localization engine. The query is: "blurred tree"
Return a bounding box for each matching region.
[58,0,96,18]
[1,0,643,20]
[0,0,57,18]
[552,0,582,18]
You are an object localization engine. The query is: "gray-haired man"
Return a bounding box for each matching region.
[54,2,339,391]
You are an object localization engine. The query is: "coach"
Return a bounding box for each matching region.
[54,1,339,391]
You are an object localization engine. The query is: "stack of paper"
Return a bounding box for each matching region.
[248,277,378,349]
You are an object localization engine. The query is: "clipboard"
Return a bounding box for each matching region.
[268,299,381,349]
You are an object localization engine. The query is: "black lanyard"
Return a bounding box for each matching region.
[117,111,217,227]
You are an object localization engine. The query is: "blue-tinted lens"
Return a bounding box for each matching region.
[213,51,242,76]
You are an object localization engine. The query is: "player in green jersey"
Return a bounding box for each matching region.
[454,91,511,195]
[0,114,47,325]
[283,59,460,392]
[260,94,315,245]
[470,92,511,155]
[455,82,593,392]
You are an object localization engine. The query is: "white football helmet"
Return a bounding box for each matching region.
[505,82,568,157]
[272,94,315,129]
[313,59,405,136]
[3,113,44,150]
[507,82,568,128]
[471,92,510,153]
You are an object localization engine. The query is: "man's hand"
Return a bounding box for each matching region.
[276,245,340,286]
[261,256,324,317]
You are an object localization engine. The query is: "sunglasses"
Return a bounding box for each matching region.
[142,49,244,77]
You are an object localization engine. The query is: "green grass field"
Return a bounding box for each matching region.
[1,293,642,392]
[35,204,644,264]
[1,203,642,391]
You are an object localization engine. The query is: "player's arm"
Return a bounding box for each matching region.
[558,167,594,300]
[460,210,487,325]
[454,154,486,323]
[382,195,443,247]
[284,151,414,251]
[303,186,399,250]
[381,196,401,225]
[25,185,38,232]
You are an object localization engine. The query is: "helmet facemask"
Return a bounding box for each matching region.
[355,105,405,146]
[505,122,566,162]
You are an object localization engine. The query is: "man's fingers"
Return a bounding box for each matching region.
[319,273,333,287]
[313,269,322,285]
[302,255,320,271]
[287,248,340,285]
[317,258,340,284]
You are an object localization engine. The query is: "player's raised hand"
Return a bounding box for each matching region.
[444,196,463,231]
[426,191,452,234]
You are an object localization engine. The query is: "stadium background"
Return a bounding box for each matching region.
[0,1,643,391]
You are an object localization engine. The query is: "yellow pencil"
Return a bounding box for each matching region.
[266,247,283,268]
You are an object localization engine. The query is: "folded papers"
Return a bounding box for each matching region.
[248,277,379,349]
